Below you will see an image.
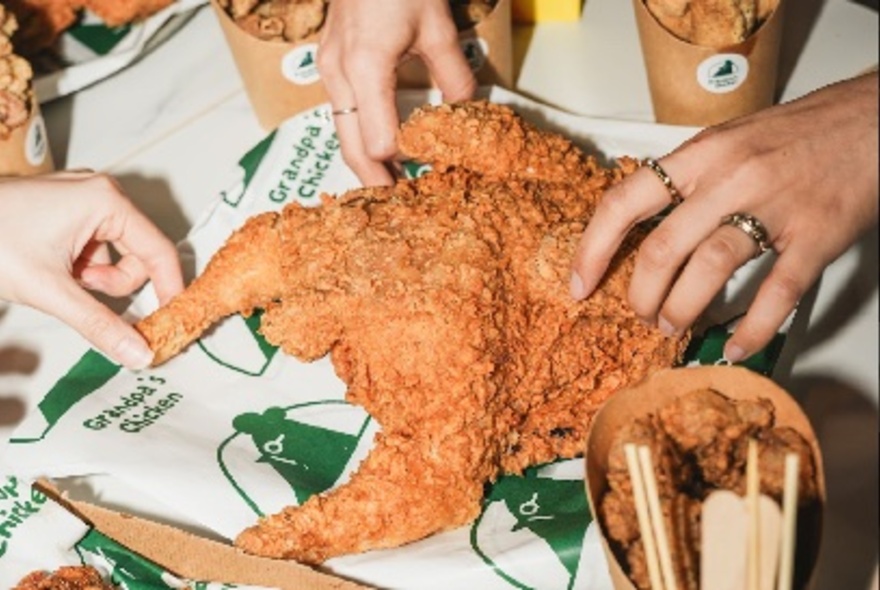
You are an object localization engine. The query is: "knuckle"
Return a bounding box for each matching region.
[638,229,678,272]
[764,268,805,307]
[78,310,117,344]
[695,233,741,270]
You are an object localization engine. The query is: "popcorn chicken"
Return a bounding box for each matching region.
[645,0,779,47]
[0,8,35,140]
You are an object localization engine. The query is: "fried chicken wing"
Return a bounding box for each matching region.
[136,100,688,563]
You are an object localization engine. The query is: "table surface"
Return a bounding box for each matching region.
[1,1,877,588]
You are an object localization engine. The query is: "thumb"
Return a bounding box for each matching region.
[35,278,155,370]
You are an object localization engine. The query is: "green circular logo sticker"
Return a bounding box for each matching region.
[282,43,321,85]
[697,54,749,94]
[461,37,489,73]
[26,114,49,167]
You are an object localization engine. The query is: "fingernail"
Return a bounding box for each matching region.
[724,344,747,364]
[114,337,154,371]
[658,316,677,337]
[570,272,587,300]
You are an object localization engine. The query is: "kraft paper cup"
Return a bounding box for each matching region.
[397,0,514,90]
[212,0,514,132]
[0,100,55,176]
[211,0,329,132]
[633,0,787,126]
[585,365,825,589]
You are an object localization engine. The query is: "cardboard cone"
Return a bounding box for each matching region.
[0,99,54,176]
[584,365,825,589]
[212,0,513,132]
[633,0,787,126]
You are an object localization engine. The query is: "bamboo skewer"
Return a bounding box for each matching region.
[624,443,665,590]
[746,439,761,590]
[638,445,679,590]
[776,453,800,590]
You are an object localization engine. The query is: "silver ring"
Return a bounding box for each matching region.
[720,212,772,257]
[642,158,683,206]
[331,106,358,116]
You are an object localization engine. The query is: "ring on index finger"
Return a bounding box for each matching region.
[642,158,683,206]
[331,106,358,116]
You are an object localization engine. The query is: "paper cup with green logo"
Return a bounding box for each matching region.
[632,0,786,127]
[0,100,54,177]
[584,365,825,589]
[211,0,329,132]
[212,0,514,132]
[397,0,514,91]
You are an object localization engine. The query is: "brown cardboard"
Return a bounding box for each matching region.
[0,100,54,176]
[36,485,373,590]
[211,0,329,132]
[633,0,787,126]
[584,365,825,590]
[212,0,513,132]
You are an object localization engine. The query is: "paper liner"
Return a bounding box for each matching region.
[633,0,787,127]
[584,365,825,590]
[212,0,513,131]
[0,100,55,176]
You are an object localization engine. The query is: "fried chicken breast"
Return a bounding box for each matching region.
[135,100,689,563]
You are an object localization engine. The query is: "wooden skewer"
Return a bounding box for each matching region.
[638,445,679,590]
[624,443,665,590]
[747,438,761,590]
[776,453,800,590]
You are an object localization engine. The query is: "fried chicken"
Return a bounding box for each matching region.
[600,387,819,588]
[14,566,116,590]
[135,100,688,563]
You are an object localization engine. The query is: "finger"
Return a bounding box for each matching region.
[31,275,154,369]
[571,161,685,300]
[416,25,477,102]
[346,47,401,163]
[318,39,394,186]
[657,224,763,336]
[113,211,183,305]
[724,247,821,362]
[79,254,150,298]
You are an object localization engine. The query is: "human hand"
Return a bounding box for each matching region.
[318,0,477,186]
[0,171,183,369]
[571,72,879,362]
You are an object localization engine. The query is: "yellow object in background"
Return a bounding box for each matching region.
[512,0,583,23]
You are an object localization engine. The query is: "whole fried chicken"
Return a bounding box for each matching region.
[135,101,688,564]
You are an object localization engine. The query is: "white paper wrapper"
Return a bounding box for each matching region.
[2,87,796,589]
[33,0,207,103]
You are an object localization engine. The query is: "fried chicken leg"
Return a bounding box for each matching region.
[135,101,688,563]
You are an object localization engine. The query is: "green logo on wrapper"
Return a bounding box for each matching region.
[196,311,280,376]
[219,402,374,515]
[471,462,592,589]
[10,350,120,443]
[685,315,784,376]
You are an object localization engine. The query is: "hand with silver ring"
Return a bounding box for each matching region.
[571,72,879,363]
[317,0,477,187]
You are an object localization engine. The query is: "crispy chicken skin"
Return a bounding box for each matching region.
[14,566,116,590]
[135,100,688,563]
